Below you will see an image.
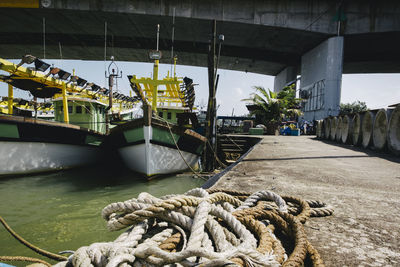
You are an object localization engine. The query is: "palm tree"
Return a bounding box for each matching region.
[243,85,302,133]
[243,86,281,123]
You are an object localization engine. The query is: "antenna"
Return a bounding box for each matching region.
[42,17,46,59]
[170,7,176,76]
[156,24,160,51]
[104,21,107,87]
[58,42,63,68]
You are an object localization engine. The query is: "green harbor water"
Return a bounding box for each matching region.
[0,165,204,265]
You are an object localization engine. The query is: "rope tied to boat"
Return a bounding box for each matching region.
[47,188,333,267]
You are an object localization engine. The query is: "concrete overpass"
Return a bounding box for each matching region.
[0,0,399,76]
[0,0,400,120]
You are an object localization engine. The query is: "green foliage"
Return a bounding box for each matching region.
[243,84,302,125]
[276,84,302,120]
[339,101,368,115]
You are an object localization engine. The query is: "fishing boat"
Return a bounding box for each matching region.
[0,56,136,177]
[107,33,206,177]
[0,96,54,119]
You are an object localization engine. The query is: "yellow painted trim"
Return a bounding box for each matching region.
[130,78,182,86]
[129,75,184,106]
[0,58,138,108]
[0,0,39,8]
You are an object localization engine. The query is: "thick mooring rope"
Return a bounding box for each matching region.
[0,256,51,267]
[0,216,67,262]
[46,188,333,267]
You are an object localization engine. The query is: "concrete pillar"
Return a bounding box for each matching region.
[274,66,297,92]
[300,36,344,121]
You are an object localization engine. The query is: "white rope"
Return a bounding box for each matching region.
[238,191,288,212]
[54,189,283,267]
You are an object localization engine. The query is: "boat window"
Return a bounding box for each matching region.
[167,112,172,120]
[76,106,82,114]
[158,111,163,118]
[68,105,73,113]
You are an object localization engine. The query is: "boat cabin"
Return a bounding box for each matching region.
[53,97,107,134]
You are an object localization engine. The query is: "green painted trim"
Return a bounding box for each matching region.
[0,123,19,138]
[123,127,144,143]
[196,144,204,154]
[84,134,103,146]
[152,127,180,146]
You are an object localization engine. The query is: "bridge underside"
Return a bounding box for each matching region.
[0,8,399,75]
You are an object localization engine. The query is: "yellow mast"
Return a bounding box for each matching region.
[173,56,177,78]
[7,84,13,115]
[62,82,69,123]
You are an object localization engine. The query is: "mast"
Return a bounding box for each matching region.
[205,20,217,171]
[105,56,122,134]
[152,24,160,112]
[62,82,69,124]
[7,84,13,115]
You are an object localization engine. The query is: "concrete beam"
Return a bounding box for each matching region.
[46,0,400,35]
[0,1,399,75]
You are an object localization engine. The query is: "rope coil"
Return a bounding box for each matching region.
[53,188,333,267]
[0,188,333,266]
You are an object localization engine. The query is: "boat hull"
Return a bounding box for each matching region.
[0,141,101,176]
[119,140,200,176]
[109,118,205,177]
[0,115,105,177]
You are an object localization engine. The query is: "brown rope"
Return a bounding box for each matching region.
[309,207,334,217]
[306,200,327,208]
[206,188,329,267]
[158,232,182,252]
[282,196,311,224]
[0,256,51,266]
[0,216,67,261]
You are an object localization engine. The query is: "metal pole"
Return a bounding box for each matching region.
[43,17,46,59]
[152,59,159,112]
[170,7,176,76]
[59,42,62,60]
[152,24,160,112]
[156,24,160,51]
[104,21,107,87]
[205,20,217,171]
[106,74,113,134]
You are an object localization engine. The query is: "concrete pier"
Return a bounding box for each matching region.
[212,136,400,266]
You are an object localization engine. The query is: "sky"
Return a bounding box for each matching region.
[1,58,400,116]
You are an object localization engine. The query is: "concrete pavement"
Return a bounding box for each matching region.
[212,136,400,266]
